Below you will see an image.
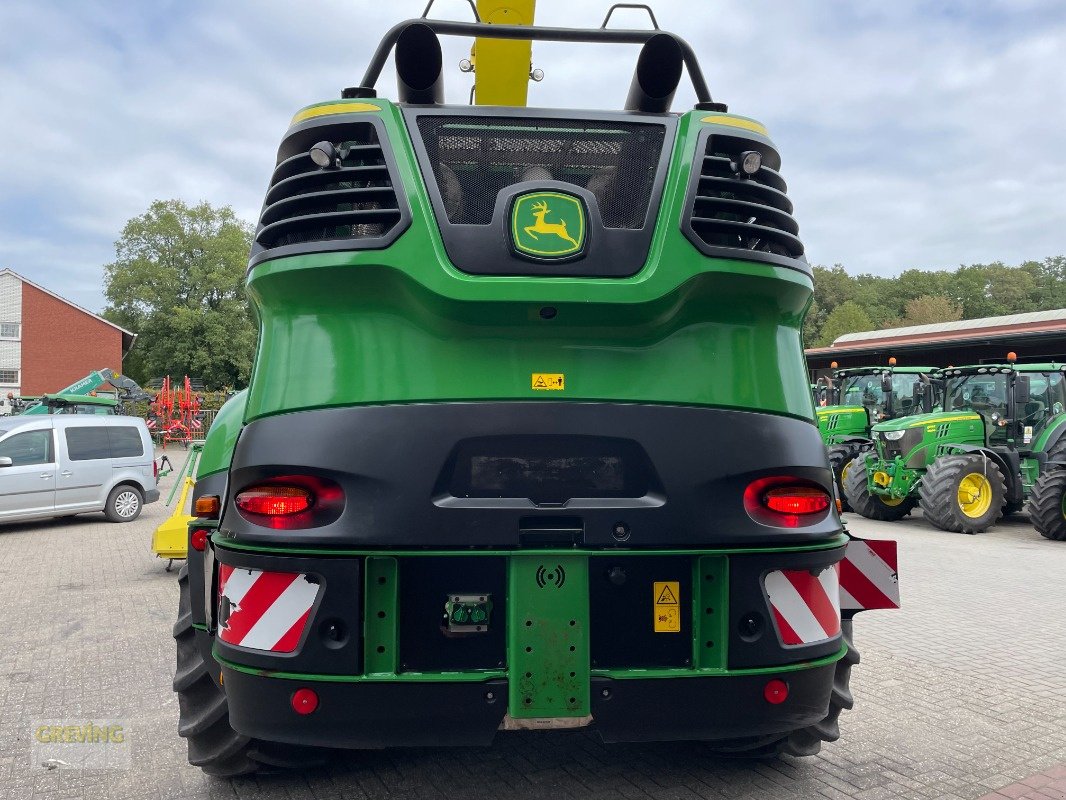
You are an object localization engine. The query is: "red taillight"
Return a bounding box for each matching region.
[763,487,830,515]
[235,486,312,516]
[291,687,319,715]
[764,679,789,704]
[153,460,158,479]
[190,528,208,552]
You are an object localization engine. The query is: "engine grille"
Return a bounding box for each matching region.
[684,133,804,263]
[254,120,403,255]
[415,116,666,229]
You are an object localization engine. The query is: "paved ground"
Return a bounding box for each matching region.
[0,461,1064,800]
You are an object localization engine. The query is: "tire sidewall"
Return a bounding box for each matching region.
[107,485,143,522]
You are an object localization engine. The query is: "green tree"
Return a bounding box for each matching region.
[102,200,256,389]
[817,300,873,347]
[894,294,964,327]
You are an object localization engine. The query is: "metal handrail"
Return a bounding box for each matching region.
[354,18,715,105]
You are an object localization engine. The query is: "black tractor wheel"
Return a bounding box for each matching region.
[1029,469,1066,540]
[918,454,1005,534]
[707,619,859,758]
[842,458,915,521]
[827,445,860,513]
[173,566,328,776]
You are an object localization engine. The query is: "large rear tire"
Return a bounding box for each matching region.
[827,444,861,513]
[842,458,915,521]
[173,565,328,776]
[918,454,1005,534]
[1029,469,1066,540]
[706,620,859,758]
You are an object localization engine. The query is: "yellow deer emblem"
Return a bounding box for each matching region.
[523,200,579,247]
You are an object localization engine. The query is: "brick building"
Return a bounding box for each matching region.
[0,268,135,401]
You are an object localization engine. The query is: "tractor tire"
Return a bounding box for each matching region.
[1029,469,1066,540]
[918,454,1005,534]
[173,565,328,776]
[1002,500,1024,518]
[707,619,859,758]
[842,458,915,521]
[827,445,860,513]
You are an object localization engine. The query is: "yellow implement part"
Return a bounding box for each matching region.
[152,476,195,560]
[473,0,536,106]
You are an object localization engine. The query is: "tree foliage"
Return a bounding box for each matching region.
[102,200,255,390]
[806,256,1066,347]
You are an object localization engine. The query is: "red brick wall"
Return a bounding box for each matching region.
[20,282,124,395]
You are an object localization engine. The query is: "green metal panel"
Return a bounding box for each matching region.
[240,106,815,425]
[693,556,728,669]
[196,389,248,480]
[507,555,589,718]
[363,557,399,675]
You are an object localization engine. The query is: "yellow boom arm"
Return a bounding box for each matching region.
[472,0,536,106]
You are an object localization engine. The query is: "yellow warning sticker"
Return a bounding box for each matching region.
[531,373,565,390]
[653,581,681,633]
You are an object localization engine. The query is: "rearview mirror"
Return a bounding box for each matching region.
[1015,375,1031,406]
[881,374,893,393]
[0,457,11,467]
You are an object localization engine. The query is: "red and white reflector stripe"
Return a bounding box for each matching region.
[839,538,899,611]
[217,564,319,653]
[765,566,841,645]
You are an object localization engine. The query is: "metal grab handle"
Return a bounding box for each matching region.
[40,473,53,479]
[60,470,72,476]
[600,3,659,30]
[356,17,714,104]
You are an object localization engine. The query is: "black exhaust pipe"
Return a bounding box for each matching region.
[625,33,683,113]
[396,22,444,104]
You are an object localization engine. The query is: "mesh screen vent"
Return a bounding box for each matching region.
[687,134,803,260]
[416,116,666,229]
[256,122,401,251]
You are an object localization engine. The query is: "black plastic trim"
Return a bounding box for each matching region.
[248,115,412,270]
[680,127,811,277]
[403,107,676,278]
[219,402,839,548]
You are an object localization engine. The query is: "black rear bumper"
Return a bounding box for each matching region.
[219,666,836,749]
[214,402,835,548]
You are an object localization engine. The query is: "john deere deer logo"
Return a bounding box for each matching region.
[511,192,586,258]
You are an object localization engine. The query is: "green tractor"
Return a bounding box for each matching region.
[815,360,938,509]
[844,355,1066,534]
[171,10,901,776]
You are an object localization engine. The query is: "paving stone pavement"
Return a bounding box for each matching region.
[0,459,1064,799]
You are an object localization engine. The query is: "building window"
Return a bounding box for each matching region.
[0,323,19,338]
[0,369,18,384]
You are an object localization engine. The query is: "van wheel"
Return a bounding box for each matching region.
[105,485,143,522]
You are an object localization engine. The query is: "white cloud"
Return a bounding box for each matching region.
[0,0,1064,312]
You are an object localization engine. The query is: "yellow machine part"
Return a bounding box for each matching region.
[152,476,194,560]
[473,0,536,106]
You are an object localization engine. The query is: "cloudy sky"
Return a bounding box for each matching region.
[1,0,1064,311]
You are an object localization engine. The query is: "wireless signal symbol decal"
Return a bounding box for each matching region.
[535,565,566,589]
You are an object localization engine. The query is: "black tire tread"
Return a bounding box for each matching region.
[1029,469,1066,540]
[918,454,1005,534]
[827,444,861,513]
[707,620,859,758]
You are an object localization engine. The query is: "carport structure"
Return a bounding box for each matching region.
[806,309,1066,377]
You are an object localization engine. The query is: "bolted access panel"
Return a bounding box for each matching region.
[508,555,589,719]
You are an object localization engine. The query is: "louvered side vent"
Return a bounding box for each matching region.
[252,120,405,261]
[683,133,804,266]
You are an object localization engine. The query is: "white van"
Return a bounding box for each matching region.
[0,415,159,524]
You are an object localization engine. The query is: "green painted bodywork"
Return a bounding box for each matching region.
[197,390,247,478]
[232,103,812,431]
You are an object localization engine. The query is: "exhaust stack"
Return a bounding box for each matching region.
[625,33,683,113]
[396,23,444,104]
